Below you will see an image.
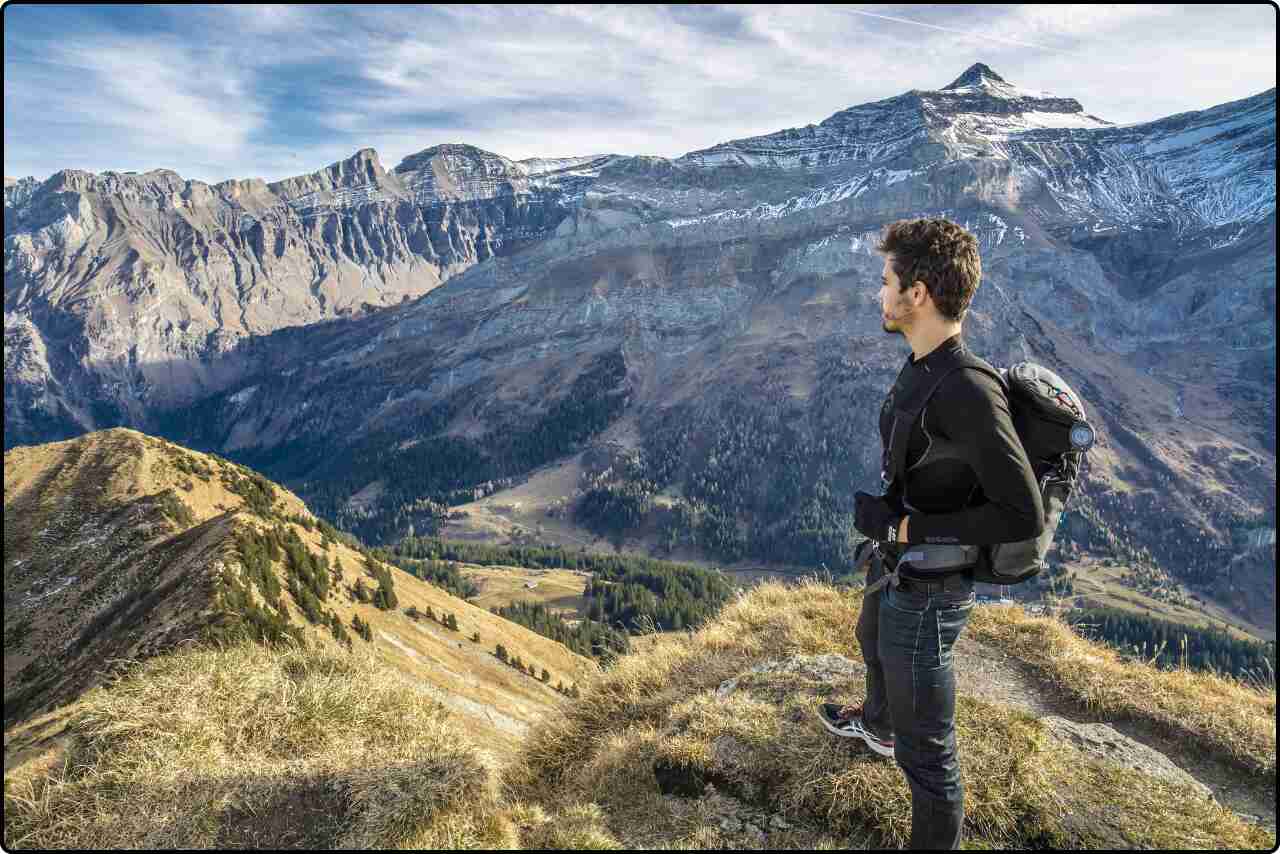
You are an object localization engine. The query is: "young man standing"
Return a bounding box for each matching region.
[819,217,1046,849]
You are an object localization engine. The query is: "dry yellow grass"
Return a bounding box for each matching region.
[4,429,310,713]
[3,428,310,526]
[5,428,598,764]
[6,432,1274,847]
[2,638,514,849]
[509,579,1275,850]
[966,602,1276,779]
[273,520,600,754]
[5,578,1274,849]
[0,603,697,849]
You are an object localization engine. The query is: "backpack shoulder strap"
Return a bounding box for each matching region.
[883,351,1006,487]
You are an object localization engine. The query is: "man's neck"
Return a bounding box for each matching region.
[907,323,963,362]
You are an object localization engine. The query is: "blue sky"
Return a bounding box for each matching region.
[3,3,1275,184]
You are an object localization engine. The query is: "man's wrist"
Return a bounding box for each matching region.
[897,514,910,543]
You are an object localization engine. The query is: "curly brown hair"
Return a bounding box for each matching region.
[876,218,981,322]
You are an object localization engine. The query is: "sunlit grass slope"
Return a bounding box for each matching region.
[510,580,1275,850]
[3,639,516,849]
[5,579,1274,849]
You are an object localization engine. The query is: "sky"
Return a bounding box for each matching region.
[3,3,1275,184]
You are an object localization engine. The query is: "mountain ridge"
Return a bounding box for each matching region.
[3,429,597,746]
[4,65,1274,645]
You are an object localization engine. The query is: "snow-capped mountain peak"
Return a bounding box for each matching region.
[942,61,1008,90]
[932,62,1069,105]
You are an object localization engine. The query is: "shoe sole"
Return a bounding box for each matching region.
[818,712,861,739]
[858,732,896,758]
[817,709,895,757]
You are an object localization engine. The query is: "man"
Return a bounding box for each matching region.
[819,217,1045,850]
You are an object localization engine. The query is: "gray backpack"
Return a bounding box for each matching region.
[875,351,1093,586]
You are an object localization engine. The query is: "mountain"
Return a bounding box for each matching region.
[5,65,1275,636]
[3,429,598,749]
[3,145,607,440]
[5,576,1274,848]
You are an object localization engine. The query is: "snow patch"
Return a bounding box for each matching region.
[665,167,924,230]
[23,575,78,607]
[987,213,1009,245]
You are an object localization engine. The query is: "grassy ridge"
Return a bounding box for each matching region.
[5,582,1274,849]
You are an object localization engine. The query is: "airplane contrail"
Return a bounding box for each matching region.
[839,7,1083,55]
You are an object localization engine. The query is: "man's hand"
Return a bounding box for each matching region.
[854,491,905,542]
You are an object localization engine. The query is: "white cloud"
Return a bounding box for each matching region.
[223,4,309,35]
[2,4,1274,183]
[31,38,264,160]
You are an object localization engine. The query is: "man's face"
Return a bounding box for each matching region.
[879,255,918,335]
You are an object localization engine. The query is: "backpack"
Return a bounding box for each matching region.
[881,350,1094,586]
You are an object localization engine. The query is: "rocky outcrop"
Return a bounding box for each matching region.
[1039,715,1213,800]
[8,67,1272,443]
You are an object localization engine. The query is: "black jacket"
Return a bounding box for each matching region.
[879,334,1046,547]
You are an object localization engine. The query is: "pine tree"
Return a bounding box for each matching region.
[496,644,509,663]
[375,576,397,610]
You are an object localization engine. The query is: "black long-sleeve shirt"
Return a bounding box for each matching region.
[879,334,1046,547]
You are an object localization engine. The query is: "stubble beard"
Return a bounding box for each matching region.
[882,302,910,336]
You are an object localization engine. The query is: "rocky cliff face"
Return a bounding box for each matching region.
[4,145,599,442]
[5,66,1275,627]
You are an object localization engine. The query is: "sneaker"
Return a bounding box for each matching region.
[817,703,895,758]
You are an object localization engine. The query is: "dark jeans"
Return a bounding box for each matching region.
[857,557,975,850]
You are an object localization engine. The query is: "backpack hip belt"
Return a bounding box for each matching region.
[900,544,981,571]
[862,542,980,598]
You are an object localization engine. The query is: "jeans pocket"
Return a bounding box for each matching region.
[938,589,976,611]
[936,597,973,667]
